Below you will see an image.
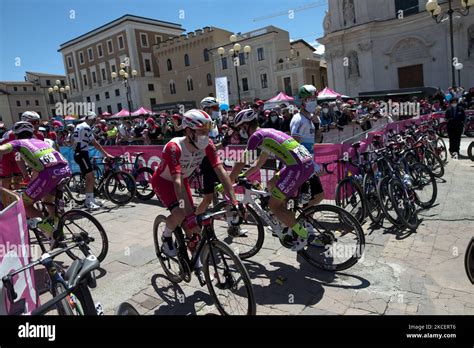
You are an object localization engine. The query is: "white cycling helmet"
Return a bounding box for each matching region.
[13,121,35,136]
[200,97,219,109]
[85,111,97,120]
[233,109,258,127]
[21,111,40,122]
[181,109,212,130]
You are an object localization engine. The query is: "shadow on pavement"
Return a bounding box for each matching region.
[150,274,215,315]
[241,257,370,308]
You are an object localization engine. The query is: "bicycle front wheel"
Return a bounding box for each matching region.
[362,173,383,226]
[59,209,109,262]
[424,150,444,178]
[104,171,137,205]
[335,177,366,224]
[469,142,474,162]
[298,204,365,272]
[68,172,86,205]
[202,240,256,315]
[134,167,155,201]
[211,201,265,260]
[388,179,419,231]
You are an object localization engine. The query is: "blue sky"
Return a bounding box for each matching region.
[0,0,327,81]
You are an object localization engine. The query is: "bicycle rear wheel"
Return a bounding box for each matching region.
[410,163,437,209]
[335,177,366,224]
[68,172,86,205]
[59,209,109,262]
[388,179,419,231]
[134,167,155,201]
[377,176,403,227]
[298,204,365,272]
[153,215,188,283]
[202,240,256,315]
[435,138,448,165]
[424,150,444,178]
[104,171,137,205]
[362,173,383,226]
[211,201,265,260]
[469,142,474,161]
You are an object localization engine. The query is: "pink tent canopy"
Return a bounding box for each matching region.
[111,109,131,118]
[317,87,350,100]
[265,92,294,103]
[64,116,77,121]
[101,112,112,117]
[131,107,153,116]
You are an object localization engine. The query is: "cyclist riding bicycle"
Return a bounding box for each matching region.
[73,111,113,210]
[228,109,323,251]
[195,97,245,236]
[290,85,325,207]
[151,109,242,257]
[0,121,72,241]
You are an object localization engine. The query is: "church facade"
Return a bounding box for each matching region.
[319,0,474,97]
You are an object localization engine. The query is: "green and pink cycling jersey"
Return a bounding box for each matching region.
[246,128,316,200]
[4,138,71,201]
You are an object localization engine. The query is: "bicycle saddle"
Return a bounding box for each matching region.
[66,255,100,288]
[56,177,71,190]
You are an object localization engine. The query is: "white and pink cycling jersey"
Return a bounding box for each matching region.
[155,136,221,181]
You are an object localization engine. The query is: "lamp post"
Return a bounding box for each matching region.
[455,62,464,87]
[48,79,70,103]
[426,0,473,88]
[111,61,138,117]
[217,34,251,106]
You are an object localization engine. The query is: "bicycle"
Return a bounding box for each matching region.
[468,142,474,161]
[153,208,256,315]
[125,152,155,201]
[2,232,101,316]
[212,176,365,272]
[27,177,109,262]
[68,156,137,206]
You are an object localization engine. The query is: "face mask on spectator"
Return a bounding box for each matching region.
[451,103,457,108]
[271,115,278,123]
[211,111,220,120]
[239,128,249,139]
[322,108,329,113]
[304,100,317,113]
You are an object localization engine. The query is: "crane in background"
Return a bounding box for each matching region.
[252,0,327,22]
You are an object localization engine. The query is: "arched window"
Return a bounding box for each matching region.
[169,81,176,94]
[207,73,212,86]
[203,49,210,62]
[184,54,190,67]
[187,76,194,91]
[167,59,172,71]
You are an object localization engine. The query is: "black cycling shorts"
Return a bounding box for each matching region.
[310,175,324,197]
[74,151,93,175]
[200,156,220,195]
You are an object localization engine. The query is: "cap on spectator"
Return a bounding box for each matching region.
[256,100,264,106]
[146,117,155,124]
[52,120,63,127]
[234,106,242,112]
[264,110,271,117]
[172,113,181,120]
[39,127,47,132]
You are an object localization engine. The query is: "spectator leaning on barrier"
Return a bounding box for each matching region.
[445,97,466,158]
[262,109,283,131]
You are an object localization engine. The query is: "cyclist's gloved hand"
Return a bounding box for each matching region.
[215,183,224,194]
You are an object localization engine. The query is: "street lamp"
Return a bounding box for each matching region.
[111,59,138,117]
[217,34,252,106]
[426,0,473,88]
[48,80,70,103]
[455,62,464,87]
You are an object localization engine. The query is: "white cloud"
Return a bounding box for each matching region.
[315,44,325,55]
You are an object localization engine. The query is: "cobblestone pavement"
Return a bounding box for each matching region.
[43,138,474,315]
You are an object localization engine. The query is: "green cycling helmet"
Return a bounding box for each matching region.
[298,85,318,99]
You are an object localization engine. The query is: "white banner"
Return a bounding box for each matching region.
[215,76,229,106]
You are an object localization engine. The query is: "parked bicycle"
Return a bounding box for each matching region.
[124,152,155,201]
[2,232,101,315]
[68,156,137,206]
[153,207,256,315]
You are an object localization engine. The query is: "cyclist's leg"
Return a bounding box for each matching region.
[307,175,325,207]
[195,157,219,215]
[269,162,314,239]
[74,150,95,204]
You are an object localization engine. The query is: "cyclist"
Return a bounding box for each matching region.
[151,109,242,257]
[0,121,72,241]
[73,111,113,210]
[228,109,322,251]
[290,85,325,207]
